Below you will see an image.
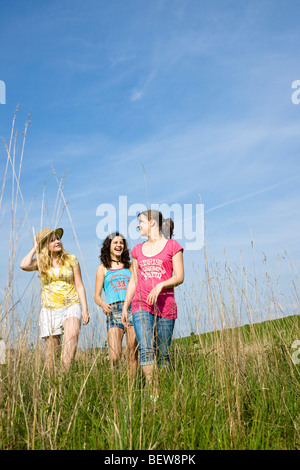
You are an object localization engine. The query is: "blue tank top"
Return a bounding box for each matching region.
[103,267,131,304]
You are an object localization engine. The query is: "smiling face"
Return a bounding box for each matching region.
[110,236,124,259]
[48,233,62,254]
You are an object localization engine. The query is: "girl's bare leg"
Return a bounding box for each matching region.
[44,335,61,373]
[125,326,138,379]
[61,317,80,371]
[107,327,125,369]
[142,364,158,398]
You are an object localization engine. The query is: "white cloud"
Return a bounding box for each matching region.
[130,90,144,102]
[206,175,300,214]
[129,69,157,102]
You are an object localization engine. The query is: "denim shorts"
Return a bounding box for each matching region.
[133,310,175,366]
[106,302,133,331]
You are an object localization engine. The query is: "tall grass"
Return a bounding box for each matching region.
[0,315,299,450]
[0,109,299,450]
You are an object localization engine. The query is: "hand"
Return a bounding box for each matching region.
[147,283,163,305]
[121,308,131,328]
[101,302,113,315]
[82,310,90,326]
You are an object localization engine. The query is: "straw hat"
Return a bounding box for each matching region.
[36,227,64,246]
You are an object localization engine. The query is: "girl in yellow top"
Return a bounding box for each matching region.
[20,227,89,371]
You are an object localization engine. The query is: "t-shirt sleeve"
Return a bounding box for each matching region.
[70,254,79,268]
[131,245,138,259]
[171,239,184,256]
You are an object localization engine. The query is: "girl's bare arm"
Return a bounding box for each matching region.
[20,247,38,271]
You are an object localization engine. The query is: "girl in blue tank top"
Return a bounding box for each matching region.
[103,266,131,304]
[94,232,138,376]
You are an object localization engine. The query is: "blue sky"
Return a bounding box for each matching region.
[1,0,300,344]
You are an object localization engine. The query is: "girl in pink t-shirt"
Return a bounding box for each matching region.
[121,210,184,397]
[130,238,183,319]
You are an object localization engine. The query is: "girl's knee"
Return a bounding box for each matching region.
[64,318,80,337]
[110,349,122,364]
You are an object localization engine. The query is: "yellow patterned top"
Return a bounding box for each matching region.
[40,254,80,310]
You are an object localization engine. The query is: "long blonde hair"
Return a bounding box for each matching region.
[36,234,71,277]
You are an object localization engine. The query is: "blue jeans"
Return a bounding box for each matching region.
[133,310,175,366]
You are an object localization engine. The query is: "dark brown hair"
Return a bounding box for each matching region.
[138,209,174,238]
[100,232,131,269]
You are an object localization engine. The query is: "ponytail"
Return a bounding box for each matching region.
[161,217,174,239]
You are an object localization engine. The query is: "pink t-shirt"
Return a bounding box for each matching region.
[131,239,183,319]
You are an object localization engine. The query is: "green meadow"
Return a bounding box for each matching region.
[0,109,299,450]
[0,314,299,450]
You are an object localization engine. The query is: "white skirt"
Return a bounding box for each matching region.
[39,303,82,338]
